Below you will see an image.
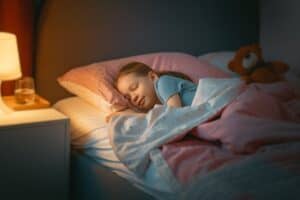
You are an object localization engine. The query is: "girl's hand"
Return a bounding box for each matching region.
[166,93,182,108]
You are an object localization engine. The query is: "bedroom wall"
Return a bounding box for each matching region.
[36,0,259,67]
[260,0,300,75]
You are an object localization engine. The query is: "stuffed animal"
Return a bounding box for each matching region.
[228,44,289,84]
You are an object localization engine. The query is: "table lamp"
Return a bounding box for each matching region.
[0,32,22,115]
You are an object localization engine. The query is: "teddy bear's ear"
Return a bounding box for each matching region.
[228,60,237,72]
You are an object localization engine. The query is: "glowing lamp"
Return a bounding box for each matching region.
[0,32,22,115]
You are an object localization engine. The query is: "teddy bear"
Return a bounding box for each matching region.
[228,44,289,84]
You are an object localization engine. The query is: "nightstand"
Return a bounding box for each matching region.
[0,108,69,200]
[3,94,50,110]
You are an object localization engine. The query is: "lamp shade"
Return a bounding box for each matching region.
[0,32,22,80]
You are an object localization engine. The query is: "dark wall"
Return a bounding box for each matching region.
[260,0,300,74]
[37,0,259,66]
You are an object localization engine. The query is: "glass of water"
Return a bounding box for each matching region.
[14,77,36,104]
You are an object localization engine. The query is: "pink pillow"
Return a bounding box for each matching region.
[58,52,229,112]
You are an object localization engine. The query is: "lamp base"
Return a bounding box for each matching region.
[0,81,13,115]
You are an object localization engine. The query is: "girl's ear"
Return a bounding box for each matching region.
[148,71,158,81]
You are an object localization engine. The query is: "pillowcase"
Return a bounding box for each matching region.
[53,97,108,143]
[58,52,229,113]
[198,51,238,76]
[53,97,130,172]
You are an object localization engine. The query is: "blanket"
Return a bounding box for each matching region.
[109,78,300,199]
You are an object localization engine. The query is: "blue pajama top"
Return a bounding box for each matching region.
[154,75,197,106]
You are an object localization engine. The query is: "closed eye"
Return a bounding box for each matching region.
[129,83,138,91]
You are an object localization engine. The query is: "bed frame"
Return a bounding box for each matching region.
[35,1,259,199]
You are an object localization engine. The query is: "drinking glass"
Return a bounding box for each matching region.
[14,77,35,104]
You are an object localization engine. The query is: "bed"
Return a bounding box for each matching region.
[34,1,300,200]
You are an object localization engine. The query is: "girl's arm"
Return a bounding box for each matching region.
[166,93,182,107]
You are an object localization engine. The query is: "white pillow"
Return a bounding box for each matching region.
[53,97,108,146]
[53,97,132,173]
[198,51,238,76]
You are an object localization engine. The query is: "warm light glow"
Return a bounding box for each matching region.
[0,32,22,115]
[0,32,22,80]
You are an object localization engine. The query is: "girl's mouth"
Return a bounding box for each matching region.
[138,97,145,107]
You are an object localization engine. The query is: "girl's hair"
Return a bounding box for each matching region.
[116,62,193,82]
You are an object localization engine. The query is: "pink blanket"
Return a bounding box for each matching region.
[162,82,300,184]
[110,79,300,198]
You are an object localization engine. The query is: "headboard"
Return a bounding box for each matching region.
[35,0,259,104]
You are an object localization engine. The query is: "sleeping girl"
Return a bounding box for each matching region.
[114,61,299,120]
[109,61,300,154]
[115,61,197,112]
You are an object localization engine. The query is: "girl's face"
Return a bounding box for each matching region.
[116,71,159,111]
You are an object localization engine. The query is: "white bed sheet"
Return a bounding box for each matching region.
[53,97,172,199]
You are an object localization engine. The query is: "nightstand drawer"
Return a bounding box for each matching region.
[0,109,69,200]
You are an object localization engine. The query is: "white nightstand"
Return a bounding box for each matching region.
[0,108,69,200]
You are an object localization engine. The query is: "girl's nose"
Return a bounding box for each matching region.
[132,95,139,104]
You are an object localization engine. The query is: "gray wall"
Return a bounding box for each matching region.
[260,0,300,74]
[37,0,259,66]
